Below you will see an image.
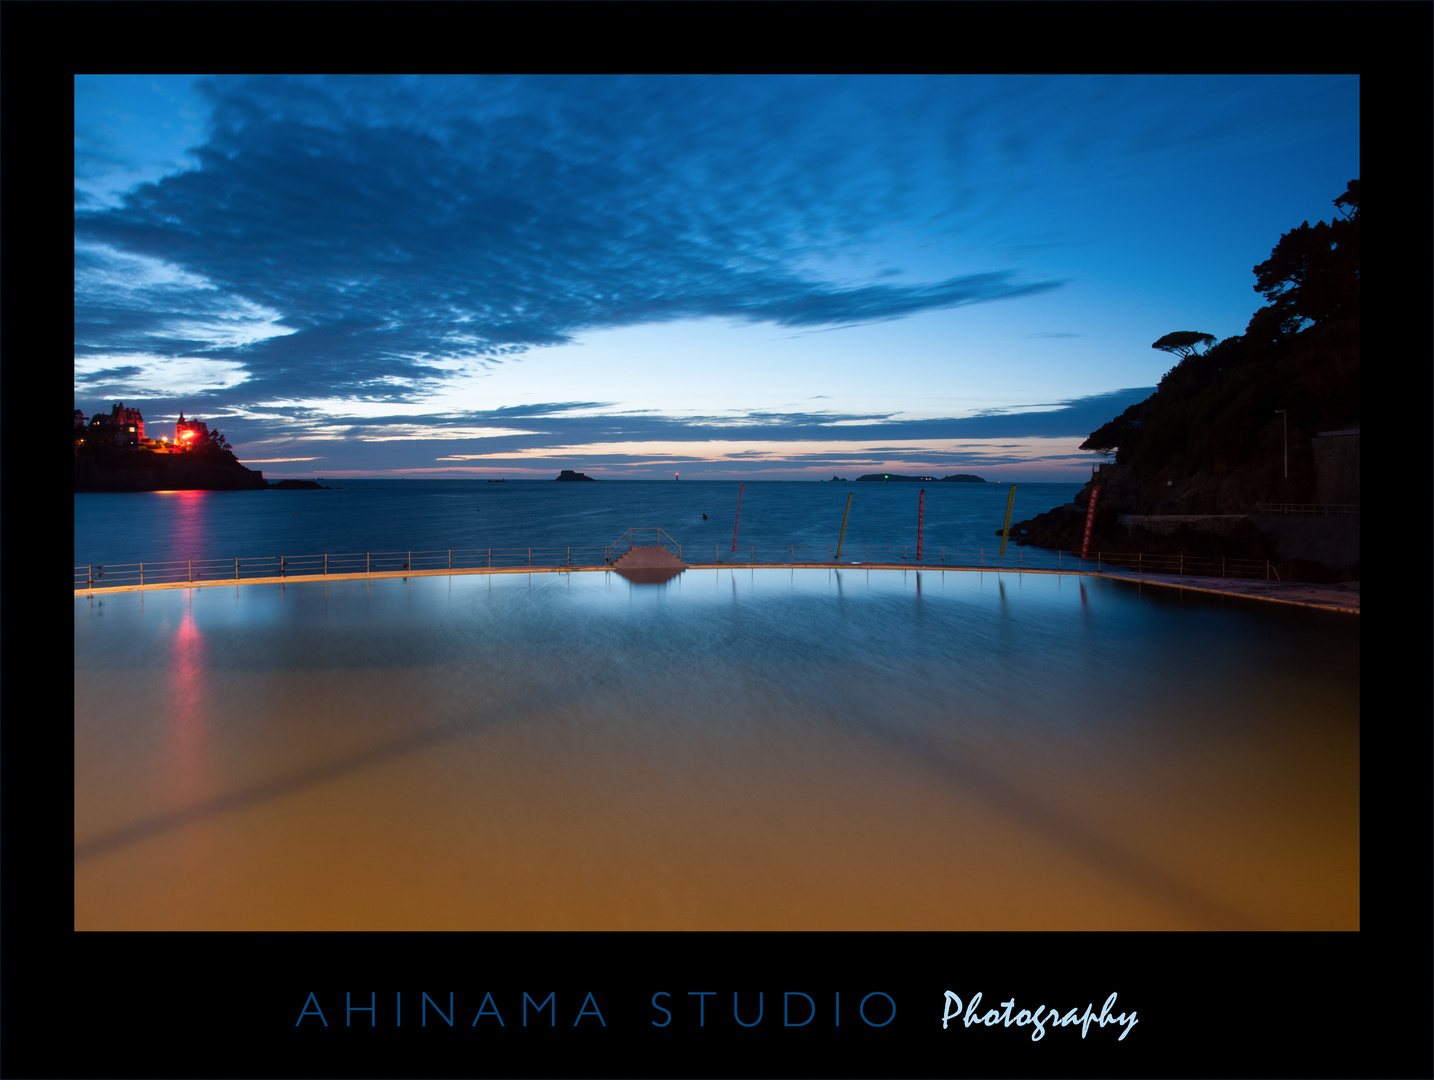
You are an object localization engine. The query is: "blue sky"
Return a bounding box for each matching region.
[74,75,1359,480]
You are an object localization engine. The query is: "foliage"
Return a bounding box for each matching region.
[1245,179,1359,348]
[1076,180,1359,509]
[1151,331,1216,359]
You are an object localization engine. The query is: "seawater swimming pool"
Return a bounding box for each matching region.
[74,567,1358,930]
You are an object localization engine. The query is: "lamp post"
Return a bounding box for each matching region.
[1274,410,1287,478]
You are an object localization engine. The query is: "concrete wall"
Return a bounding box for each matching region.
[1311,432,1359,505]
[1249,513,1360,572]
[1118,514,1249,537]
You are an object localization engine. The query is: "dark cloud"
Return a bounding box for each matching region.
[74,76,1072,401]
[75,365,145,384]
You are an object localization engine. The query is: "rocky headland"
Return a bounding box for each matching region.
[74,445,268,492]
[1007,182,1359,582]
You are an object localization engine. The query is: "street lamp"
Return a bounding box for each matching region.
[1274,410,1287,479]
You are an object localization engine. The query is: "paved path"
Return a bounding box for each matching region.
[1090,568,1359,613]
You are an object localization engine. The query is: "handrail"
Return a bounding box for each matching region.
[75,542,1282,591]
[607,527,682,565]
[1254,503,1359,515]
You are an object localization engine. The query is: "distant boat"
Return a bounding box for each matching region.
[487,478,506,482]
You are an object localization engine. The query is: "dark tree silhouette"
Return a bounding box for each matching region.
[1152,331,1216,359]
[1246,179,1359,347]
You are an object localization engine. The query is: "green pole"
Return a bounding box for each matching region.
[835,492,853,560]
[998,484,1018,557]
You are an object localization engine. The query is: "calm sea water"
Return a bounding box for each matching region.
[73,479,1083,569]
[74,567,1359,930]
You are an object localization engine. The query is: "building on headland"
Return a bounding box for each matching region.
[75,400,266,491]
[175,411,210,449]
[83,402,146,448]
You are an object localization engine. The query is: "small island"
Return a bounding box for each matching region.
[855,473,986,483]
[555,470,597,481]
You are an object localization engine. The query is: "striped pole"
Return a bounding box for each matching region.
[916,489,925,561]
[998,485,1018,557]
[731,483,745,555]
[835,492,853,560]
[1080,486,1101,559]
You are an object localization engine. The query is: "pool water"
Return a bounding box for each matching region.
[74,567,1359,929]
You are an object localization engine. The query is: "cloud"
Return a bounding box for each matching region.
[75,76,1078,405]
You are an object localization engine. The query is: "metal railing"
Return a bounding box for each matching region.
[606,528,683,565]
[74,541,1280,591]
[74,546,611,590]
[1254,503,1359,515]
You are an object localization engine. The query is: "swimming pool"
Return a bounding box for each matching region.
[74,567,1359,929]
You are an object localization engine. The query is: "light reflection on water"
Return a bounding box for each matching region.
[74,569,1358,930]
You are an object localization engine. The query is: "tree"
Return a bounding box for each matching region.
[1152,331,1216,360]
[201,428,232,453]
[1246,179,1359,346]
[1080,399,1145,458]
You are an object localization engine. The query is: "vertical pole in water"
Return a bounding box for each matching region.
[731,483,745,555]
[1080,486,1101,560]
[835,492,853,560]
[916,489,925,562]
[998,484,1018,558]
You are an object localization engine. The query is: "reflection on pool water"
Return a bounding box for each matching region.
[74,568,1358,930]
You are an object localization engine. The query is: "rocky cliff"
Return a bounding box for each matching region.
[74,447,267,492]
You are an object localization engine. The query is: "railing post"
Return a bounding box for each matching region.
[325,553,328,576]
[367,552,370,575]
[488,548,492,569]
[448,550,452,571]
[188,560,192,583]
[140,563,144,587]
[236,558,239,582]
[281,555,285,578]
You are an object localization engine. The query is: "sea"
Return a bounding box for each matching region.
[74,477,1359,931]
[73,478,1085,570]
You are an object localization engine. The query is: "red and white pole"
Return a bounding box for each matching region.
[1080,486,1101,559]
[916,488,925,561]
[731,483,745,555]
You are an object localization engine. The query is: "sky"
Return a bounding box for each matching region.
[74,75,1359,481]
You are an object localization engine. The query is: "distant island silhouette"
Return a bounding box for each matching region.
[555,470,597,481]
[855,473,986,483]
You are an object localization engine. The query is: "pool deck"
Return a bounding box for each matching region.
[73,562,1360,614]
[1081,567,1359,613]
